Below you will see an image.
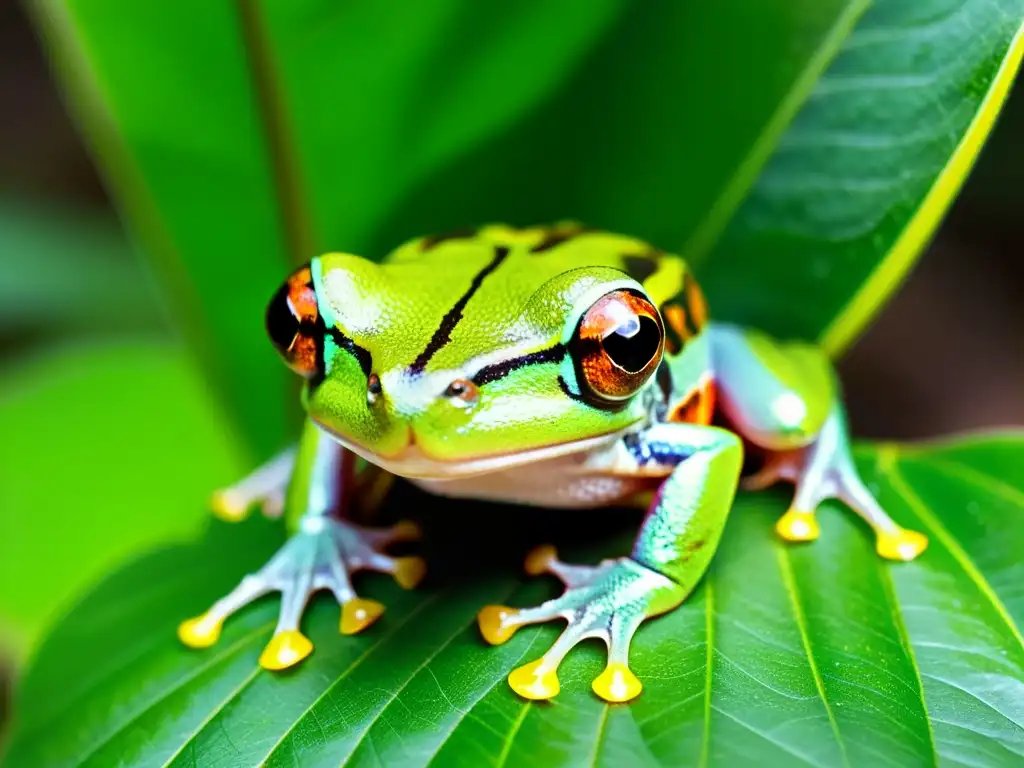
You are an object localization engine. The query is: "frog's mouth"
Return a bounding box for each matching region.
[311,418,624,479]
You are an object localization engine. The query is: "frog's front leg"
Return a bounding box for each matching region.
[710,322,927,561]
[178,418,424,670]
[209,446,297,522]
[478,423,742,703]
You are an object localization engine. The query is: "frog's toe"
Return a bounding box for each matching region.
[209,488,252,523]
[340,597,386,635]
[260,490,285,519]
[876,528,928,561]
[358,552,427,590]
[481,556,683,702]
[178,515,425,670]
[209,448,297,522]
[259,629,314,671]
[592,661,643,703]
[741,451,801,492]
[177,612,224,648]
[760,439,930,562]
[775,508,821,542]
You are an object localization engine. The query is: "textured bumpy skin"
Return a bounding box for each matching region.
[184,222,928,704]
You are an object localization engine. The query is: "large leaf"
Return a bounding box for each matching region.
[697,1,1024,354]
[31,2,1022,457]
[0,342,246,663]
[0,198,164,341]
[5,434,1022,766]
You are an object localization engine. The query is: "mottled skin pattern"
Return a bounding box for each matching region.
[179,223,929,703]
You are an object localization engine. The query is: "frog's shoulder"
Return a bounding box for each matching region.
[382,222,692,306]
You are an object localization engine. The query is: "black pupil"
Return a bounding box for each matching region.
[602,316,660,373]
[266,283,299,352]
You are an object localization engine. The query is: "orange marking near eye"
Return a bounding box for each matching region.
[685,276,709,329]
[286,266,318,323]
[662,304,689,353]
[668,377,716,425]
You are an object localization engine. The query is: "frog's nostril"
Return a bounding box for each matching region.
[444,378,479,407]
[367,373,383,405]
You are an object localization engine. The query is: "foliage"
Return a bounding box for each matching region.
[5,437,1024,766]
[3,1,1022,765]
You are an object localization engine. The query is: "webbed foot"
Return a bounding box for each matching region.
[743,432,927,561]
[477,545,685,703]
[178,515,424,669]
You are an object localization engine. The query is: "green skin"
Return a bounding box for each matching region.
[183,223,927,703]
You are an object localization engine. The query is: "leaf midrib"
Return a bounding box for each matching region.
[683,0,871,269]
[775,546,851,768]
[883,457,1024,649]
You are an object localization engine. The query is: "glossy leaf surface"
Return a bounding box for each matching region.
[6,435,1022,767]
[32,1,1022,455]
[0,343,245,661]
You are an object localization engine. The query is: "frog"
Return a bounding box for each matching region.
[177,222,928,703]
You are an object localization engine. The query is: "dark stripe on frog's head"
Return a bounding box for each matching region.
[325,326,373,378]
[408,245,510,374]
[470,343,566,387]
[659,271,709,355]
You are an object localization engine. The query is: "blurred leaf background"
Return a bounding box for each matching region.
[1,0,1023,761]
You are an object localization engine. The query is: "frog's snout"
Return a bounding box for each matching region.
[366,370,479,417]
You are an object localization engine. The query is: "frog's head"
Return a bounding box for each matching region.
[265,248,665,478]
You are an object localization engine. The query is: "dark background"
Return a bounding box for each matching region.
[2,1,1022,438]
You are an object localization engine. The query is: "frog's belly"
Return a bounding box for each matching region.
[408,455,659,508]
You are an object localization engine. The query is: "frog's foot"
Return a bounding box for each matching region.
[210,447,297,523]
[477,545,684,703]
[178,515,424,670]
[743,446,927,562]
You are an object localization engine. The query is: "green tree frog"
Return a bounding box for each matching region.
[178,223,928,703]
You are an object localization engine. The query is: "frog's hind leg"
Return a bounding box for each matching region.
[210,446,297,522]
[709,322,927,561]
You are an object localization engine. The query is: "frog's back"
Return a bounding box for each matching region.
[345,222,708,382]
[382,222,690,309]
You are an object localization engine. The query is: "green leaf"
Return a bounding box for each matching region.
[0,342,247,663]
[696,2,1024,354]
[0,198,165,339]
[32,2,1023,456]
[6,434,1022,766]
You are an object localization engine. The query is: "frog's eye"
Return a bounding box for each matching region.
[266,265,322,378]
[570,289,664,402]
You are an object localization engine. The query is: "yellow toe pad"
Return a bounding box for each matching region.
[178,614,223,648]
[259,630,313,670]
[877,529,928,561]
[341,597,385,635]
[210,490,249,523]
[509,659,560,700]
[393,557,427,590]
[392,520,423,542]
[592,663,642,703]
[524,544,557,576]
[776,510,820,542]
[477,605,520,645]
